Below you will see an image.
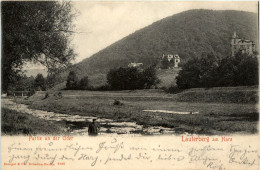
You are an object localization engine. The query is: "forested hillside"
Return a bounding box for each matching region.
[56,9,258,88]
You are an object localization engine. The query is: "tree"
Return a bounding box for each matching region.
[176,53,220,89]
[46,73,63,89]
[197,53,219,87]
[176,52,258,89]
[15,75,35,91]
[215,52,258,87]
[78,76,89,90]
[161,56,170,69]
[234,55,258,86]
[141,65,160,89]
[107,66,159,90]
[107,67,140,90]
[34,74,46,91]
[66,71,78,90]
[46,74,56,89]
[2,1,76,92]
[176,57,202,89]
[213,56,237,87]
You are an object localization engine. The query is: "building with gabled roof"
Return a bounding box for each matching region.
[161,54,180,68]
[231,32,256,56]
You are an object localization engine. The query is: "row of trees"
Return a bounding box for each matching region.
[66,71,89,90]
[9,74,47,92]
[66,65,159,91]
[18,52,258,92]
[107,65,159,90]
[66,51,258,91]
[176,52,258,89]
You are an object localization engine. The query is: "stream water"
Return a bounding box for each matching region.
[2,99,181,136]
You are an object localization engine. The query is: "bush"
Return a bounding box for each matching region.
[165,85,183,94]
[43,92,49,100]
[113,99,123,106]
[54,92,63,99]
[58,92,63,98]
[28,89,35,97]
[94,85,110,91]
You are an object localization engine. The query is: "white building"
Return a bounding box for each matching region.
[128,62,143,68]
[162,54,180,68]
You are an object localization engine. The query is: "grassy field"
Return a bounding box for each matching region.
[176,85,258,103]
[17,86,259,135]
[1,108,67,135]
[156,68,181,88]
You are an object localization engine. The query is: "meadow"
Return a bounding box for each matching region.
[17,86,259,135]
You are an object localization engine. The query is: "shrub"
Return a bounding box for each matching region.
[165,85,183,94]
[43,92,49,100]
[28,89,35,97]
[94,85,110,91]
[54,92,63,99]
[58,92,63,98]
[113,99,123,106]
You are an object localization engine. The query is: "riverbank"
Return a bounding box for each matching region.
[1,107,67,135]
[2,99,179,136]
[15,87,259,135]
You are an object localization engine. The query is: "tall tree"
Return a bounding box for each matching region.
[2,1,76,92]
[141,65,159,89]
[34,74,46,91]
[15,75,35,91]
[78,76,89,90]
[66,71,78,90]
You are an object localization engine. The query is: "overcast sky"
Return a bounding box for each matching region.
[24,1,258,69]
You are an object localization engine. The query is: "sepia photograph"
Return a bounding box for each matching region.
[1,1,259,169]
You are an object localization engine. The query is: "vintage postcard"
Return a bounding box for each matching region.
[1,1,259,170]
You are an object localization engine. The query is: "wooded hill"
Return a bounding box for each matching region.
[56,9,258,88]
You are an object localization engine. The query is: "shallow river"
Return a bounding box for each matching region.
[2,99,183,136]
